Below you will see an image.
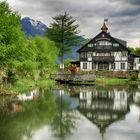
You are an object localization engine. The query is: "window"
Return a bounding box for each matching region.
[81,52,87,58]
[96,53,110,56]
[88,44,93,47]
[105,53,110,56]
[83,63,87,69]
[97,41,112,46]
[113,43,119,47]
[137,58,140,64]
[98,63,109,70]
[122,51,127,57]
[121,63,125,69]
[80,53,83,58]
[111,63,115,69]
[87,52,92,57]
[93,52,96,56]
[92,63,96,70]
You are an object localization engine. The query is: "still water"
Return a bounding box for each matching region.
[0,84,140,140]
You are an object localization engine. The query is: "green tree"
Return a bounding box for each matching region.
[27,37,58,86]
[128,47,140,56]
[0,1,26,85]
[46,12,82,69]
[0,2,58,88]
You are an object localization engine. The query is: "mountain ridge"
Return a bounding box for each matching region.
[21,17,48,36]
[21,17,86,60]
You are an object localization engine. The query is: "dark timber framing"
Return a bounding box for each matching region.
[77,21,140,71]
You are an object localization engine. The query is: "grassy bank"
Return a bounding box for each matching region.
[10,78,55,93]
[70,78,129,86]
[95,78,129,86]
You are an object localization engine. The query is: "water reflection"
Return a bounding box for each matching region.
[17,89,39,101]
[0,88,78,140]
[78,87,130,140]
[0,90,56,140]
[51,89,78,140]
[0,85,140,140]
[55,84,140,140]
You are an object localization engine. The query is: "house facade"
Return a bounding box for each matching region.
[77,22,140,71]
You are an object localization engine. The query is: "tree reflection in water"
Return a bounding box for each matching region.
[0,89,57,140]
[51,89,78,140]
[1,85,140,140]
[0,87,78,140]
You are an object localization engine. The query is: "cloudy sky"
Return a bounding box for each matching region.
[5,0,140,47]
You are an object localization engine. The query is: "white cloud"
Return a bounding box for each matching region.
[5,0,140,47]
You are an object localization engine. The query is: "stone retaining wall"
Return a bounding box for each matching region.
[51,74,96,82]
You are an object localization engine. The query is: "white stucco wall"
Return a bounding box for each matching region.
[133,57,140,70]
[114,52,121,61]
[114,52,128,61]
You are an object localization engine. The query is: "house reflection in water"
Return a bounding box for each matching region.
[78,88,130,140]
[11,89,39,113]
[133,91,140,104]
[17,89,39,101]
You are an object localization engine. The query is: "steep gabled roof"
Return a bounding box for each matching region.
[77,31,130,53]
[113,37,127,46]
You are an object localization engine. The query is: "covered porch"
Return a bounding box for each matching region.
[92,62,114,70]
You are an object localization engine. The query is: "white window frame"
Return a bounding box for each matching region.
[121,63,125,70]
[83,63,87,69]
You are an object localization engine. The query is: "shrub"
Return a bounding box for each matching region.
[129,71,138,81]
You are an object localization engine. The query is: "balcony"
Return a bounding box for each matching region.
[92,56,115,62]
[95,45,112,50]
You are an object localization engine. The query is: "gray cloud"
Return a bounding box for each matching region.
[6,0,140,47]
[110,0,140,5]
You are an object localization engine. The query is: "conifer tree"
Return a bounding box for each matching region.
[46,12,82,69]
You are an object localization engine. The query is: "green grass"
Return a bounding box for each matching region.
[38,79,55,88]
[10,78,55,93]
[70,78,129,86]
[95,77,129,86]
[10,78,34,93]
[70,81,95,85]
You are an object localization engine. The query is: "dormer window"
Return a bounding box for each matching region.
[113,43,119,47]
[97,41,112,46]
[88,44,94,47]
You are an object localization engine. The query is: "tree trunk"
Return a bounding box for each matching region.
[34,70,40,88]
[60,50,64,70]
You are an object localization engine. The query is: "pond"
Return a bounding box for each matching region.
[0,84,140,140]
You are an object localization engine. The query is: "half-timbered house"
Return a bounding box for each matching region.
[77,22,140,71]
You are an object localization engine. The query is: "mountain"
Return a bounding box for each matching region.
[21,17,86,60]
[21,17,47,36]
